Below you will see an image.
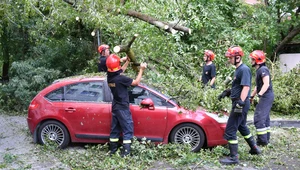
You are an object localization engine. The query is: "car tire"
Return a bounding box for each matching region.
[170,123,205,152]
[37,120,70,149]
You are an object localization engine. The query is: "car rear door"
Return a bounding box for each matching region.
[44,86,89,135]
[62,81,111,139]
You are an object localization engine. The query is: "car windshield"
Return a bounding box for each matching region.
[141,84,179,106]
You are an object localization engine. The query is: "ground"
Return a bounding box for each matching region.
[0,114,300,170]
[0,114,69,170]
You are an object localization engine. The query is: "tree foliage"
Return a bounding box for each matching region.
[0,0,299,113]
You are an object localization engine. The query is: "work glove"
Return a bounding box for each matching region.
[218,88,231,101]
[233,100,245,114]
[249,96,254,104]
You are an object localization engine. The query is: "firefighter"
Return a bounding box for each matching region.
[218,46,261,165]
[98,44,127,72]
[249,50,274,146]
[201,50,216,88]
[98,44,110,72]
[106,54,147,157]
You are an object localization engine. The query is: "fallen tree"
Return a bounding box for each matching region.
[125,10,191,34]
[113,34,140,72]
[62,0,191,34]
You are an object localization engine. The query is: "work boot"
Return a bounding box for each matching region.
[109,142,119,156]
[267,132,270,144]
[219,144,239,165]
[257,134,268,146]
[121,143,131,157]
[245,136,261,155]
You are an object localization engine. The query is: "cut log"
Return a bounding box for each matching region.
[113,34,140,72]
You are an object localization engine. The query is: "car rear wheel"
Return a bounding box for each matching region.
[37,120,70,149]
[170,123,205,152]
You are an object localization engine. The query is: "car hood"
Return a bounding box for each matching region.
[174,106,228,124]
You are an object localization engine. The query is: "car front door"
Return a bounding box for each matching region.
[128,86,168,142]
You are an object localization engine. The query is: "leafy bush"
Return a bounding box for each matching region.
[271,65,300,115]
[0,60,60,113]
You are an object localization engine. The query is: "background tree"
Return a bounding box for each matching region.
[0,0,299,113]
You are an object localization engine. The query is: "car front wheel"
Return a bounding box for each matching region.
[37,120,70,149]
[170,123,205,152]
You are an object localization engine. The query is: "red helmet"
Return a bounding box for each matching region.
[204,50,215,61]
[225,46,244,58]
[98,44,110,53]
[106,54,121,72]
[249,50,266,64]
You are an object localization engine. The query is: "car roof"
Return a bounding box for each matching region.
[52,73,107,84]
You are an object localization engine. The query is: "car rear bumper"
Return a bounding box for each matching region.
[27,117,35,134]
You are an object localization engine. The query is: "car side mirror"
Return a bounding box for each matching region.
[140,98,155,110]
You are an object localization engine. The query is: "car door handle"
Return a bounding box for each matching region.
[65,108,76,112]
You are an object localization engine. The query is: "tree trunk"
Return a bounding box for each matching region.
[1,21,10,82]
[62,1,191,34]
[273,25,300,56]
[126,10,191,34]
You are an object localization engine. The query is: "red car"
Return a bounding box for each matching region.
[27,76,228,152]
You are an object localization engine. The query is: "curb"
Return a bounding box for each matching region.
[247,120,300,128]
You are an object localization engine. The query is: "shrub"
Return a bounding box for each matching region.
[0,60,60,113]
[271,66,300,115]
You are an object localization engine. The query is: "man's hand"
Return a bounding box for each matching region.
[120,56,128,62]
[249,96,254,104]
[140,62,147,70]
[236,100,245,108]
[234,100,245,114]
[218,88,231,101]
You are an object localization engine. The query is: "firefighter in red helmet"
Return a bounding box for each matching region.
[97,44,127,72]
[97,44,110,72]
[106,54,147,157]
[219,46,261,165]
[201,50,216,88]
[249,50,274,146]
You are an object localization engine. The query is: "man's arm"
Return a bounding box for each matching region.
[120,56,130,73]
[257,76,270,96]
[210,77,216,87]
[240,85,250,101]
[131,63,147,86]
[250,86,257,97]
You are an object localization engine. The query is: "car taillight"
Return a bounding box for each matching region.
[29,100,39,110]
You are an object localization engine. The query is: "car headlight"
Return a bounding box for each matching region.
[205,112,228,124]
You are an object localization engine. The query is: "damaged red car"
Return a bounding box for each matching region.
[27,76,228,152]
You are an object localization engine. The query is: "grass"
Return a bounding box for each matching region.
[1,111,299,169]
[35,125,300,170]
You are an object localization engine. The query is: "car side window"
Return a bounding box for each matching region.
[149,92,167,107]
[128,86,148,105]
[45,81,104,102]
[45,87,64,101]
[65,81,103,102]
[128,86,172,107]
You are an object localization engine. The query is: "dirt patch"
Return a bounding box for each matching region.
[0,114,69,169]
